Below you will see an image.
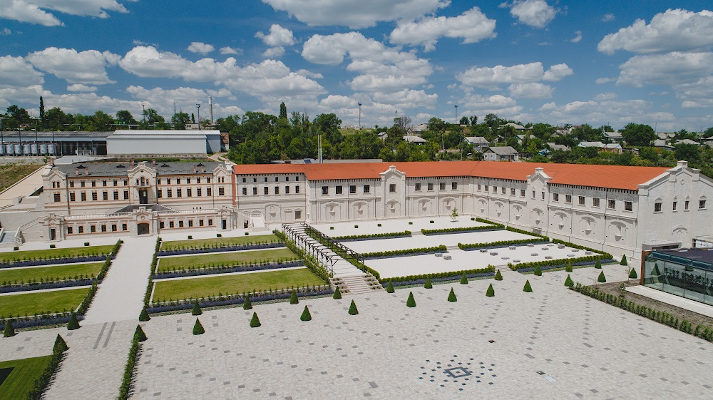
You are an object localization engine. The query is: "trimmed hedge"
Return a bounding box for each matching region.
[509,255,614,272]
[421,224,504,235]
[380,265,494,285]
[26,333,68,400]
[118,324,144,400]
[334,231,412,241]
[458,238,547,251]
[362,245,447,259]
[143,237,162,307]
[152,260,304,280]
[505,226,549,240]
[157,242,284,257]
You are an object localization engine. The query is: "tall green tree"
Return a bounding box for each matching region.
[621,123,656,147]
[279,102,287,120]
[115,110,137,126]
[171,112,191,130]
[39,96,45,129]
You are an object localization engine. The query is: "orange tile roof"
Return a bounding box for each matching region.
[233,161,671,191]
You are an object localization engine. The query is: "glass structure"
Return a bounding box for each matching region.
[644,249,713,306]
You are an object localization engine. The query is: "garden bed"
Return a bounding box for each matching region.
[0,355,54,399]
[0,287,91,319]
[160,233,281,252]
[0,262,103,287]
[156,248,299,273]
[0,242,118,268]
[152,260,304,279]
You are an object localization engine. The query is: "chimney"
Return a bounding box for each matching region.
[193,166,197,173]
[75,168,78,176]
[201,165,205,173]
[130,159,134,168]
[152,158,156,167]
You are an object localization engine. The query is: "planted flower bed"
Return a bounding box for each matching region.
[159,234,281,252]
[420,225,504,235]
[153,260,304,279]
[333,231,412,242]
[509,255,614,272]
[0,278,97,294]
[361,245,448,259]
[0,241,120,269]
[157,242,284,256]
[382,265,495,286]
[458,238,548,250]
[156,248,299,273]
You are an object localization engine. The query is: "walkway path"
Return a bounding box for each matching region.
[0,163,46,208]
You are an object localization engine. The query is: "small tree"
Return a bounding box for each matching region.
[139,307,151,322]
[348,300,359,315]
[134,325,147,342]
[67,311,80,330]
[450,207,458,221]
[485,284,494,297]
[494,269,503,281]
[243,296,252,310]
[629,268,638,279]
[595,259,602,269]
[3,319,15,338]
[53,334,68,352]
[386,281,395,293]
[564,274,574,287]
[565,260,573,272]
[534,265,542,276]
[460,273,468,285]
[333,287,342,299]
[598,271,606,283]
[193,318,205,335]
[250,312,261,328]
[523,280,533,292]
[424,278,432,289]
[620,255,628,266]
[300,306,312,321]
[448,288,457,302]
[406,292,416,307]
[290,289,299,304]
[192,301,202,316]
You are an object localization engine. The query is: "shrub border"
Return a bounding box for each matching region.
[333,231,411,241]
[362,245,447,259]
[25,336,68,399]
[118,327,142,400]
[458,238,548,250]
[381,265,495,285]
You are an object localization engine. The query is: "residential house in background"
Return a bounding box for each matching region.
[483,146,519,162]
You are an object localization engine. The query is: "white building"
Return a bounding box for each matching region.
[483,146,519,161]
[106,130,222,155]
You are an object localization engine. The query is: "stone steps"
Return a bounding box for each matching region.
[331,274,383,295]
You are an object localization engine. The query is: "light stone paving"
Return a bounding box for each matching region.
[132,264,713,399]
[342,229,530,253]
[312,217,490,238]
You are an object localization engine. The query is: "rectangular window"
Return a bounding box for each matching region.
[207,177,211,183]
[114,191,119,200]
[69,181,74,188]
[242,188,247,196]
[295,185,300,194]
[553,193,559,202]
[78,226,83,234]
[157,179,161,185]
[364,185,370,193]
[477,184,481,191]
[159,222,165,229]
[81,181,85,188]
[187,188,192,197]
[493,186,497,193]
[188,220,193,227]
[532,190,535,199]
[389,184,396,193]
[579,196,585,206]
[157,190,162,198]
[286,176,290,182]
[169,221,174,228]
[501,187,505,194]
[70,192,76,202]
[274,186,279,195]
[90,225,96,233]
[609,199,616,210]
[91,192,97,201]
[521,189,525,197]
[565,194,572,204]
[187,178,191,184]
[101,225,106,232]
[122,224,127,231]
[350,185,357,194]
[178,221,184,228]
[111,224,117,232]
[593,198,600,207]
[541,192,545,200]
[685,200,690,210]
[295,210,302,219]
[440,182,446,191]
[673,201,677,211]
[207,187,211,196]
[274,176,279,182]
[336,186,343,195]
[428,183,433,191]
[219,187,225,196]
[199,220,204,226]
[91,181,96,187]
[81,192,87,201]
[511,188,516,196]
[176,189,182,198]
[322,186,328,195]
[700,200,706,209]
[452,182,458,190]
[625,201,633,211]
[102,180,107,187]
[102,191,108,201]
[654,202,662,212]
[176,178,181,184]
[123,190,129,200]
[167,178,171,184]
[285,186,290,194]
[54,193,61,202]
[67,227,73,234]
[208,219,213,226]
[415,183,421,191]
[167,189,172,198]
[264,187,269,195]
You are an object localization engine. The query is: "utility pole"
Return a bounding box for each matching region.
[358,103,362,129]
[142,104,146,124]
[209,96,214,124]
[196,104,201,130]
[454,105,458,124]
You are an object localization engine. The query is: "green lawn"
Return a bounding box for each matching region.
[0,288,90,318]
[152,268,325,302]
[0,262,103,285]
[0,163,42,192]
[156,248,298,273]
[161,234,281,251]
[0,245,114,263]
[0,356,53,399]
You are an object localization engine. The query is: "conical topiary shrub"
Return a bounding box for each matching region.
[192,301,202,316]
[564,274,574,287]
[424,278,432,289]
[333,287,342,299]
[134,325,147,342]
[565,260,573,272]
[243,295,252,310]
[386,281,395,293]
[300,305,312,321]
[523,280,533,292]
[494,269,503,281]
[620,255,628,266]
[348,300,359,315]
[448,288,457,302]
[3,319,15,338]
[193,318,205,335]
[53,334,68,353]
[534,265,542,276]
[67,311,80,330]
[485,284,494,297]
[139,307,151,322]
[595,259,602,269]
[651,262,661,276]
[250,312,261,328]
[290,289,299,304]
[629,268,638,279]
[598,271,606,283]
[460,273,468,285]
[406,292,416,307]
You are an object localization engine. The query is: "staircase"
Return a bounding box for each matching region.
[331,274,382,295]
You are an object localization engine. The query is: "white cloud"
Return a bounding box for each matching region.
[602,13,615,22]
[616,52,713,87]
[456,62,571,90]
[119,46,236,81]
[371,89,438,109]
[320,95,355,109]
[389,7,496,51]
[187,42,215,55]
[460,93,523,117]
[570,30,582,43]
[256,24,296,47]
[593,92,617,101]
[263,46,285,58]
[0,0,132,26]
[26,47,119,85]
[262,0,449,29]
[1,28,11,35]
[0,55,44,88]
[503,0,557,28]
[598,9,713,55]
[542,63,573,81]
[67,84,97,92]
[536,95,675,127]
[508,82,553,99]
[220,46,242,55]
[595,77,615,84]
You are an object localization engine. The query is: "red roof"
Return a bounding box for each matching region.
[233,161,670,191]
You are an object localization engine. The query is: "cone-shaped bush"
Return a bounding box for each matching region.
[629,268,638,279]
[386,281,395,293]
[192,301,202,316]
[139,307,151,322]
[565,260,573,272]
[348,300,359,315]
[595,259,602,269]
[250,312,261,328]
[3,319,15,338]
[406,292,416,307]
[460,273,468,285]
[193,318,205,335]
[300,306,312,321]
[424,278,432,289]
[53,334,68,353]
[67,311,80,330]
[243,296,252,310]
[485,284,494,297]
[448,288,457,302]
[523,280,533,292]
[333,287,342,299]
[534,265,542,276]
[134,325,147,342]
[620,255,628,266]
[494,269,503,281]
[290,289,299,304]
[564,274,574,287]
[651,263,661,276]
[598,271,606,283]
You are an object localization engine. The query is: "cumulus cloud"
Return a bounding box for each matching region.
[220,46,242,55]
[502,0,557,28]
[616,52,713,87]
[537,95,675,127]
[371,89,438,109]
[256,24,296,47]
[598,9,713,55]
[570,30,582,43]
[542,63,573,81]
[0,55,44,88]
[262,0,449,29]
[595,77,615,84]
[389,7,496,51]
[508,82,553,98]
[602,13,615,22]
[460,93,523,117]
[0,0,132,26]
[263,47,285,58]
[26,47,119,85]
[67,84,97,92]
[457,62,571,90]
[187,42,215,55]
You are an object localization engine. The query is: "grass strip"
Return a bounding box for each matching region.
[0,245,115,264]
[0,262,103,285]
[0,355,53,399]
[161,234,280,251]
[0,288,90,318]
[156,248,298,273]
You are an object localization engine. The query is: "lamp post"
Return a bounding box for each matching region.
[196,103,201,130]
[142,104,146,124]
[454,105,458,124]
[358,103,362,129]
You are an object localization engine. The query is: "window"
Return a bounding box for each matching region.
[295,210,302,219]
[219,187,225,196]
[274,177,279,182]
[274,187,279,195]
[178,221,184,228]
[78,226,83,234]
[102,180,107,187]
[428,183,434,191]
[187,178,191,184]
[111,224,117,232]
[286,176,290,181]
[501,187,505,195]
[176,189,182,198]
[160,222,165,229]
[54,193,61,202]
[295,185,300,194]
[69,181,74,188]
[700,199,706,209]
[167,189,172,198]
[350,185,356,194]
[70,192,76,202]
[67,227,73,234]
[169,221,174,228]
[187,188,193,197]
[532,190,535,199]
[123,191,129,200]
[81,181,85,187]
[593,198,600,208]
[114,191,119,200]
[122,224,127,231]
[654,202,662,212]
[625,201,633,211]
[553,193,559,202]
[241,178,245,183]
[285,186,290,194]
[541,192,545,200]
[90,225,96,233]
[199,220,204,226]
[440,182,446,191]
[477,184,481,191]
[264,187,269,195]
[608,199,616,210]
[511,188,516,196]
[336,186,343,195]
[521,189,525,197]
[415,183,422,191]
[250,187,255,196]
[322,186,328,195]
[364,185,370,193]
[103,191,108,201]
[452,182,458,190]
[81,192,87,201]
[296,176,300,181]
[157,189,163,198]
[91,181,96,187]
[389,184,396,193]
[207,177,211,183]
[577,196,584,206]
[101,225,107,232]
[188,220,193,227]
[685,200,690,210]
[565,194,572,204]
[673,201,677,211]
[208,219,213,226]
[167,178,171,184]
[91,192,98,201]
[177,178,181,184]
[207,187,212,196]
[492,186,497,193]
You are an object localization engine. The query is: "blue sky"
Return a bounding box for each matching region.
[1,0,713,131]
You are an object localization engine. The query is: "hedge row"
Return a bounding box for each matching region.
[76,281,98,315]
[274,230,331,283]
[509,255,612,272]
[143,237,162,307]
[333,231,411,241]
[25,335,68,400]
[157,242,284,256]
[0,278,96,294]
[111,239,123,257]
[381,265,495,284]
[118,328,142,400]
[458,238,548,250]
[0,239,121,269]
[504,226,549,239]
[153,261,304,280]
[362,245,448,259]
[0,313,76,331]
[571,283,713,342]
[420,225,503,235]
